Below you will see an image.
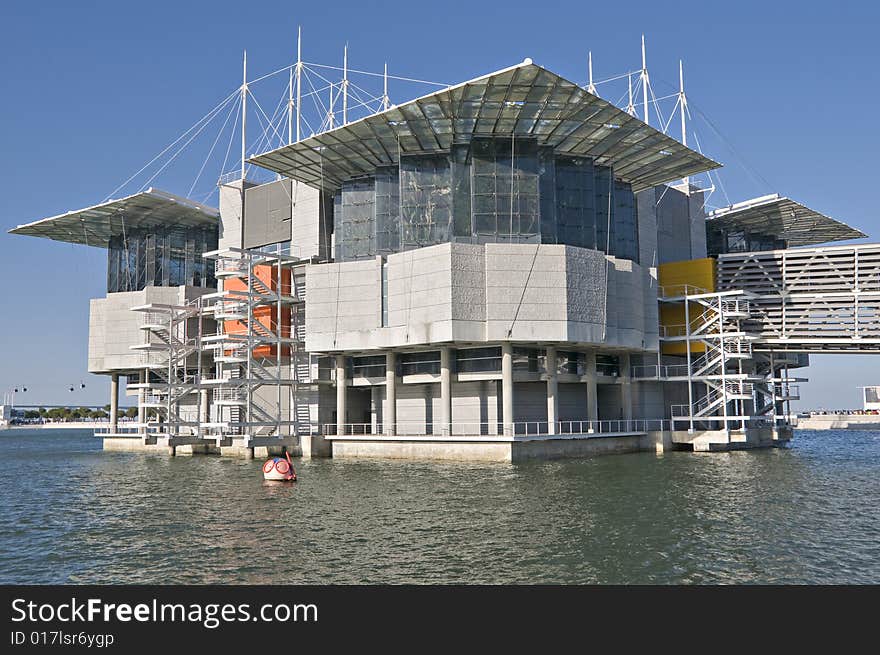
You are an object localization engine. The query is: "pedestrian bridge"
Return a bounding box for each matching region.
[717,243,880,353]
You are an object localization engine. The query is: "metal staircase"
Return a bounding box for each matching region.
[128,300,206,437]
[124,247,319,444]
[658,286,772,430]
[199,247,316,443]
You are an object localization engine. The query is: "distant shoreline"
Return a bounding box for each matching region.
[1,422,124,431]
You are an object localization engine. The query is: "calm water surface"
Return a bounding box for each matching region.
[0,429,878,584]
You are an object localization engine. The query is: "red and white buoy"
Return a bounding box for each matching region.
[262,451,297,482]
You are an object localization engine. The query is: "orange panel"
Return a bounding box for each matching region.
[223,264,292,358]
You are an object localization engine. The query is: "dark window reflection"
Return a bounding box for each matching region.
[107,226,217,293]
[331,137,640,264]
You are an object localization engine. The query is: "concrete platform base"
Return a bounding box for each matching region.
[101,428,792,461]
[102,435,299,458]
[103,437,174,455]
[672,426,792,452]
[175,443,219,456]
[220,436,299,459]
[796,414,880,430]
[301,434,332,459]
[329,432,656,462]
[103,435,208,456]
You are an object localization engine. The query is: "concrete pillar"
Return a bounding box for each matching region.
[620,352,633,422]
[335,354,346,436]
[200,389,210,425]
[440,347,452,436]
[138,369,146,435]
[110,373,119,433]
[501,342,514,435]
[385,352,397,435]
[370,386,381,435]
[546,346,558,435]
[584,350,598,427]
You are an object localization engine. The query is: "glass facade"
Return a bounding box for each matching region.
[456,346,501,373]
[471,138,540,241]
[399,351,441,376]
[106,226,217,293]
[333,136,639,263]
[707,225,787,255]
[400,155,453,249]
[334,177,376,261]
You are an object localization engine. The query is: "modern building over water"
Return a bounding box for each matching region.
[10,54,878,461]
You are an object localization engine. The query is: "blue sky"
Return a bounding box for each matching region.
[1,0,878,408]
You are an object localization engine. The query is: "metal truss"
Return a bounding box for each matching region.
[717,244,880,351]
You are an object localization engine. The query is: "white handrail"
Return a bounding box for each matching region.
[321,419,668,437]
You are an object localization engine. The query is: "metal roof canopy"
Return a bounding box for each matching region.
[707,194,866,247]
[249,60,721,193]
[8,188,219,248]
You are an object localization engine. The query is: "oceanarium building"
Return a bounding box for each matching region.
[11,60,877,460]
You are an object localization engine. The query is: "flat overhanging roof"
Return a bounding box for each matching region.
[249,60,721,193]
[707,194,866,246]
[8,188,219,248]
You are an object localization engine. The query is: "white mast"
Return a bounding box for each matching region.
[640,34,649,124]
[626,73,636,116]
[241,50,247,181]
[587,51,597,95]
[679,59,689,187]
[328,83,335,130]
[678,59,687,148]
[342,44,349,125]
[288,66,294,145]
[296,26,302,142]
[382,62,390,110]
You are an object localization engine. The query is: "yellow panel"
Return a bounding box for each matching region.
[658,257,716,294]
[658,258,715,355]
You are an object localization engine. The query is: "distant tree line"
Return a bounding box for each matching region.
[20,406,139,421]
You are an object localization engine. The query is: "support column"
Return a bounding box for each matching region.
[440,347,452,436]
[335,354,346,436]
[620,352,633,423]
[200,389,210,425]
[546,346,558,435]
[370,386,381,435]
[138,369,146,435]
[501,342,514,435]
[585,350,598,429]
[110,373,119,433]
[385,352,397,436]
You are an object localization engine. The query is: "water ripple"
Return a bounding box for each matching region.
[0,429,878,584]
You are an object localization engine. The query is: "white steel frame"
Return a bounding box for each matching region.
[656,285,796,431]
[199,247,312,444]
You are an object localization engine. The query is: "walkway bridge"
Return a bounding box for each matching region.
[652,243,880,431]
[716,243,880,353]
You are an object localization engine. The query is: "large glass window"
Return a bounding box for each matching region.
[399,351,441,376]
[375,166,400,254]
[613,180,639,262]
[351,355,386,378]
[400,155,452,249]
[330,138,641,264]
[456,347,501,373]
[106,226,217,293]
[471,137,540,241]
[335,177,376,261]
[596,354,620,377]
[555,157,596,249]
[557,351,582,375]
[594,165,614,254]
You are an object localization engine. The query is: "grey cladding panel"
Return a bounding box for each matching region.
[244,179,294,249]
